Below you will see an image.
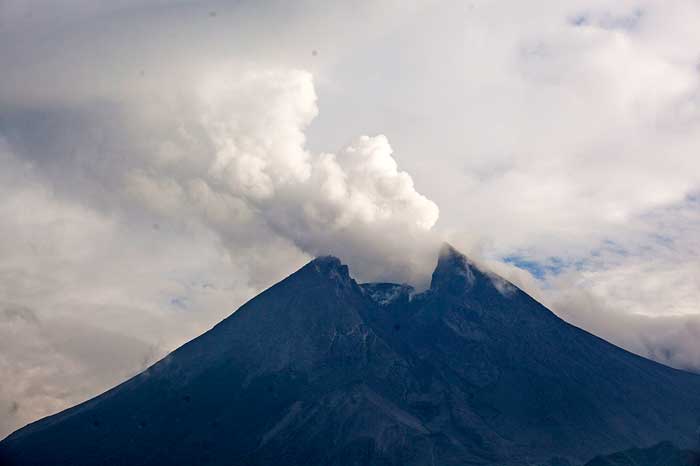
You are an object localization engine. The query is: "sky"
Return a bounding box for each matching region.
[1,0,700,438]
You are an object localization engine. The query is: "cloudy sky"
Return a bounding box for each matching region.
[2,0,700,438]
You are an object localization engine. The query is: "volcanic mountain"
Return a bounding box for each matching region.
[1,245,700,466]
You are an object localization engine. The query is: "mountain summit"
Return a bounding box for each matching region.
[2,245,700,466]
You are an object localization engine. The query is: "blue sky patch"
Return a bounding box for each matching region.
[502,255,568,279]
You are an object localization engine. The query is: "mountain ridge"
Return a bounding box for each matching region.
[2,244,700,466]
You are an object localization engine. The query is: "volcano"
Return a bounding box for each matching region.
[2,245,699,466]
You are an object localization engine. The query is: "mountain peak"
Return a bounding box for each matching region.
[311,254,343,267]
[4,244,700,466]
[430,243,477,293]
[309,255,353,285]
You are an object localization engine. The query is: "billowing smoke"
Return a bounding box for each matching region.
[122,68,440,284]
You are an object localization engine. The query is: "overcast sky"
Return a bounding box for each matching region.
[2,0,700,438]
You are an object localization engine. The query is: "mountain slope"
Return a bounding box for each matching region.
[1,245,700,466]
[364,245,700,461]
[584,442,700,466]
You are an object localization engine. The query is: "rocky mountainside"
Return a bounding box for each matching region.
[584,442,700,466]
[2,244,700,466]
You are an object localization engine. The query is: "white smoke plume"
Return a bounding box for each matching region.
[114,67,440,283]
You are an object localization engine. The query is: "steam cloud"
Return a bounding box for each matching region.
[124,68,440,283]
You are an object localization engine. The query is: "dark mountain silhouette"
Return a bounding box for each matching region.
[2,244,700,466]
[584,441,700,466]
